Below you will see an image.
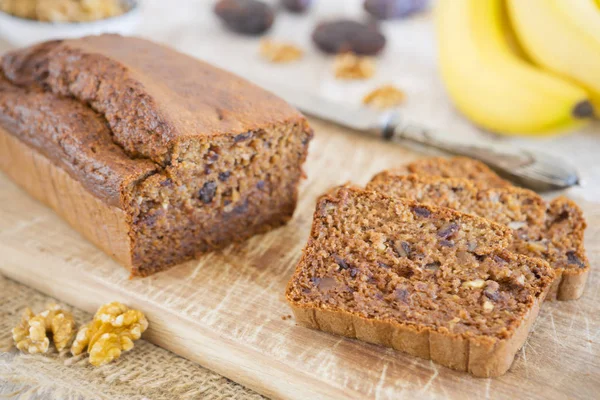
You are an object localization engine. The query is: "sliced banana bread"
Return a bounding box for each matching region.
[514,196,588,300]
[286,186,554,377]
[394,156,511,189]
[367,172,589,300]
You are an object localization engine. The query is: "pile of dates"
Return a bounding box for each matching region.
[214,0,429,53]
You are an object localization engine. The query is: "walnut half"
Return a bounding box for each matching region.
[71,302,148,366]
[333,53,376,80]
[260,39,303,63]
[362,85,405,109]
[12,304,76,354]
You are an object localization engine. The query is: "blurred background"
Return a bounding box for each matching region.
[0,0,598,199]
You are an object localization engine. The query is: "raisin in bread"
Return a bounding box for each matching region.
[369,170,589,300]
[0,35,313,276]
[286,186,554,377]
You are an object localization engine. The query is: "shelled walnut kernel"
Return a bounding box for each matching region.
[0,0,127,22]
[260,39,303,63]
[363,85,405,109]
[333,53,376,80]
[12,304,76,354]
[71,302,148,366]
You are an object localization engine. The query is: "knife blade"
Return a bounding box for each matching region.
[249,77,580,192]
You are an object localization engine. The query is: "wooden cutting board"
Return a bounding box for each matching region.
[1,119,598,400]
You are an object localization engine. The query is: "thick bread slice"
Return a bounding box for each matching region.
[393,156,511,190]
[518,196,589,300]
[286,186,554,377]
[368,172,589,300]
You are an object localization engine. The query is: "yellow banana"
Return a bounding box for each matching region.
[507,0,600,112]
[435,0,593,135]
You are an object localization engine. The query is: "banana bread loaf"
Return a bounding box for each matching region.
[369,169,589,300]
[286,186,554,377]
[0,35,313,276]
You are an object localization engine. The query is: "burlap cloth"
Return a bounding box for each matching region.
[0,273,264,400]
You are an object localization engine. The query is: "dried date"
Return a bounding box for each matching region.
[437,222,459,239]
[281,0,312,13]
[566,251,585,268]
[364,0,429,20]
[312,20,386,56]
[411,206,431,218]
[218,171,231,182]
[214,0,274,35]
[198,181,217,204]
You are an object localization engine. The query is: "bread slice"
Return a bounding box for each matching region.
[515,196,589,300]
[368,172,589,300]
[394,156,511,189]
[286,186,554,377]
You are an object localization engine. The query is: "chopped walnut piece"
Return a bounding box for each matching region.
[463,279,485,289]
[514,274,526,286]
[482,300,495,313]
[333,53,376,80]
[12,304,75,354]
[71,302,148,366]
[367,231,387,251]
[362,85,405,109]
[260,39,304,63]
[526,240,548,253]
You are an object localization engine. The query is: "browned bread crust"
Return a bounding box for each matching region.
[0,74,156,207]
[1,35,306,165]
[286,186,554,377]
[0,35,313,276]
[394,156,511,190]
[369,169,589,301]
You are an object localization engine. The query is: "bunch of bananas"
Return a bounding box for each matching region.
[435,0,600,135]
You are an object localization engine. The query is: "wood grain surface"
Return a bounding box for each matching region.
[0,119,598,400]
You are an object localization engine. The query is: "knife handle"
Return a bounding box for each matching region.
[382,113,579,191]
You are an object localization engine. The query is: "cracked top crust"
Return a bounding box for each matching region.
[1,34,305,165]
[0,74,157,207]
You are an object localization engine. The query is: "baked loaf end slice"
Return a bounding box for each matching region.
[368,172,547,230]
[393,156,511,190]
[369,171,589,300]
[286,186,554,377]
[514,196,589,300]
[0,35,313,276]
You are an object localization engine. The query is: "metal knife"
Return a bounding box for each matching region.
[251,78,580,192]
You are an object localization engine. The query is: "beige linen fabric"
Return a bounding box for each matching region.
[0,274,265,400]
